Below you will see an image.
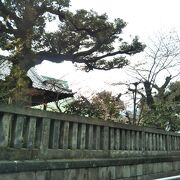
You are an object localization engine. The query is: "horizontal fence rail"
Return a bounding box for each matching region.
[0,104,180,160]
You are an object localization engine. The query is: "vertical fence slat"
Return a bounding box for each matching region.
[171,136,174,151]
[176,136,179,151]
[0,113,12,147]
[174,136,177,151]
[156,134,160,151]
[126,130,130,150]
[121,129,126,150]
[40,118,50,155]
[162,135,166,151]
[152,133,156,151]
[145,133,149,151]
[102,126,109,150]
[14,115,25,148]
[173,136,175,150]
[110,128,115,150]
[61,122,69,149]
[178,137,180,150]
[131,131,135,151]
[135,131,140,151]
[51,120,61,149]
[166,135,169,151]
[115,129,120,150]
[141,131,145,152]
[80,124,86,149]
[70,122,78,149]
[149,133,152,151]
[160,134,163,151]
[87,125,93,150]
[170,136,172,151]
[27,117,36,149]
[95,126,101,150]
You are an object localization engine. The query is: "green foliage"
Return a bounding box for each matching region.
[142,81,180,131]
[92,91,124,120]
[64,97,98,118]
[64,91,124,121]
[0,65,30,104]
[0,0,144,71]
[143,102,180,131]
[0,0,144,105]
[39,10,127,54]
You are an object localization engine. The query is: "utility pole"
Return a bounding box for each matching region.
[128,82,140,124]
[133,82,139,124]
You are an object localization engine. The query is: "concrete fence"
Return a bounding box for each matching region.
[0,104,180,179]
[0,104,180,160]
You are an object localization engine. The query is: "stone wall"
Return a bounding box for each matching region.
[0,157,180,180]
[0,104,180,161]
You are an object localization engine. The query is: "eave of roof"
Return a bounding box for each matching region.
[0,56,73,95]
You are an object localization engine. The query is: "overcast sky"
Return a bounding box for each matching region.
[36,0,180,100]
[71,0,180,38]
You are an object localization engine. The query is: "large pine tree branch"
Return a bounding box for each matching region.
[0,1,145,73]
[73,43,101,58]
[89,48,142,63]
[35,51,73,65]
[34,45,143,66]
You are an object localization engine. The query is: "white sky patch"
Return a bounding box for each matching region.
[36,60,128,97]
[70,0,180,40]
[0,49,9,56]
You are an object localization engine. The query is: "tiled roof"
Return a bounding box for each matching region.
[0,56,73,95]
[27,68,72,94]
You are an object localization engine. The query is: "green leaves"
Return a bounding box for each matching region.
[142,81,180,131]
[1,0,144,71]
[120,36,145,55]
[0,64,30,104]
[94,57,129,70]
[64,91,124,121]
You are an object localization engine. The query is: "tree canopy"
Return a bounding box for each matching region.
[113,33,180,129]
[64,91,125,121]
[0,0,144,72]
[127,33,180,110]
[142,81,180,131]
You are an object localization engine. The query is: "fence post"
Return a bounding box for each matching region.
[141,131,146,155]
[14,115,25,148]
[102,126,109,150]
[40,118,50,157]
[0,113,12,147]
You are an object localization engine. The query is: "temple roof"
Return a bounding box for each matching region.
[0,55,73,96]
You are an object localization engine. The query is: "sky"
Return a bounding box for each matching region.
[70,0,180,39]
[35,0,180,101]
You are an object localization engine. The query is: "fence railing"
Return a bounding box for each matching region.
[0,104,180,160]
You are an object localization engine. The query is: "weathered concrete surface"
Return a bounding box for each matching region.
[0,157,179,179]
[0,104,180,179]
[0,104,180,162]
[0,160,179,180]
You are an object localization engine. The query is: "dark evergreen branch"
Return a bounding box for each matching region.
[0,0,22,25]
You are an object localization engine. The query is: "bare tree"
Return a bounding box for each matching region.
[112,32,180,127]
[112,82,145,125]
[128,32,180,109]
